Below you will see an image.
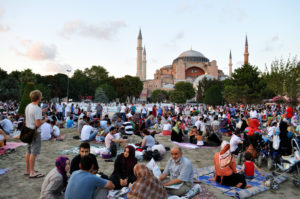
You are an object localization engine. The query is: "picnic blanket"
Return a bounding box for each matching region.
[195,165,287,199]
[0,169,9,176]
[0,142,26,155]
[172,141,218,149]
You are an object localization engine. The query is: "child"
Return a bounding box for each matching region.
[66,116,74,128]
[240,152,264,179]
[195,130,204,146]
[188,126,198,144]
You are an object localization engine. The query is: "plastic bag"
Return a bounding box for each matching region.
[146,158,161,178]
[273,134,280,150]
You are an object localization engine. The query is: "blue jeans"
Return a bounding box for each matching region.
[87,131,98,141]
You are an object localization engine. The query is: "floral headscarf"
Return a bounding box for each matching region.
[127,164,167,199]
[219,141,232,169]
[55,156,69,186]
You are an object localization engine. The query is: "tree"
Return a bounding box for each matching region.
[197,77,223,102]
[0,76,21,101]
[18,82,35,115]
[95,87,108,103]
[204,85,223,105]
[19,69,36,85]
[169,90,186,103]
[98,84,117,102]
[224,64,266,104]
[36,83,50,101]
[150,89,168,102]
[174,82,195,100]
[114,75,143,102]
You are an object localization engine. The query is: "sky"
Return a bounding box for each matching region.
[0,0,299,79]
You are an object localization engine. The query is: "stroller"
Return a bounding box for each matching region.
[267,138,300,190]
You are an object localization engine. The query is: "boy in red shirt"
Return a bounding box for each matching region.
[240,152,264,179]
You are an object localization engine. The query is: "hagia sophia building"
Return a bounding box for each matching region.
[136,29,249,101]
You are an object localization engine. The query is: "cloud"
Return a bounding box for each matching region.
[264,35,283,51]
[45,62,72,74]
[59,20,127,40]
[14,40,57,60]
[164,31,185,49]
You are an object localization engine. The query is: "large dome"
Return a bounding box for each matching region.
[175,49,209,62]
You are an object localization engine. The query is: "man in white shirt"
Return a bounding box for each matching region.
[119,103,127,121]
[56,102,63,120]
[41,121,52,141]
[249,108,258,119]
[81,122,97,141]
[230,131,243,155]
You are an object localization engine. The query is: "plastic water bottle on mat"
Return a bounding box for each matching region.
[181,184,202,199]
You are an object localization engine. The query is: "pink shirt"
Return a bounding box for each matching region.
[105,133,114,149]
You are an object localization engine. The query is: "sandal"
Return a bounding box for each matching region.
[24,171,38,176]
[29,173,44,178]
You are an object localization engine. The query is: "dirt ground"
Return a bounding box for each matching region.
[0,128,299,199]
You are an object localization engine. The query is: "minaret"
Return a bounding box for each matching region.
[136,28,143,79]
[142,46,147,80]
[229,50,232,77]
[244,34,249,65]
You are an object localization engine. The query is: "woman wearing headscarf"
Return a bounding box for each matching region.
[40,156,70,199]
[127,164,167,199]
[213,141,249,189]
[171,121,184,142]
[278,121,293,156]
[110,145,137,189]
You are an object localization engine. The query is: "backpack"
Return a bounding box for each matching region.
[143,150,153,161]
[152,149,162,161]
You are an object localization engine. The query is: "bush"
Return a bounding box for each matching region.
[204,85,223,106]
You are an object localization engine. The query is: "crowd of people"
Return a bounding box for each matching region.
[1,89,300,199]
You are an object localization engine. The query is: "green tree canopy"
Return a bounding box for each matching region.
[174,81,195,100]
[18,82,35,115]
[114,75,143,102]
[169,90,186,103]
[224,64,266,104]
[197,77,223,102]
[150,89,168,102]
[204,85,223,106]
[98,84,117,102]
[95,87,109,103]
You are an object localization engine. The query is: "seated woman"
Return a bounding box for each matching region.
[171,121,184,142]
[212,141,250,189]
[188,126,198,144]
[110,145,137,190]
[40,156,70,199]
[127,163,167,199]
[162,120,172,135]
[141,129,155,150]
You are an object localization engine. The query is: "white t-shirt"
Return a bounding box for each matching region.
[25,103,43,132]
[41,123,52,140]
[66,103,72,113]
[163,123,172,132]
[195,120,201,130]
[52,125,60,137]
[81,125,94,141]
[250,110,258,119]
[105,133,114,148]
[120,105,126,113]
[267,126,276,137]
[230,134,241,152]
[56,104,63,112]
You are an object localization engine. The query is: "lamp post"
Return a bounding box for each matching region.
[66,69,72,102]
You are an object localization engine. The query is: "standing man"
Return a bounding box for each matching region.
[56,102,63,120]
[96,103,103,119]
[25,90,48,178]
[159,146,194,196]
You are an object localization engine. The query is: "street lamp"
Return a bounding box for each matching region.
[66,69,72,102]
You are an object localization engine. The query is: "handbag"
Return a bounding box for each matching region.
[20,120,37,144]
